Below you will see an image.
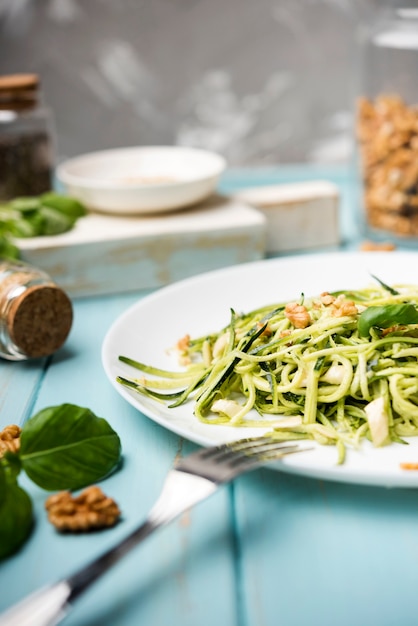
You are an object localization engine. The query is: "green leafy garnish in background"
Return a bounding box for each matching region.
[0,192,87,260]
[0,404,122,560]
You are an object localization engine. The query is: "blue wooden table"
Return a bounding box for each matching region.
[2,166,418,626]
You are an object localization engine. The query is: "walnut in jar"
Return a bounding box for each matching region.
[356,94,418,238]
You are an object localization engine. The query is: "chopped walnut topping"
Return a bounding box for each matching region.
[400,463,418,471]
[256,321,272,337]
[45,486,121,532]
[284,303,311,329]
[359,240,396,252]
[176,334,190,352]
[320,292,336,306]
[329,295,358,318]
[0,424,21,457]
[174,333,192,365]
[381,325,407,337]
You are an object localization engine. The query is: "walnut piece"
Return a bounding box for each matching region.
[0,424,21,457]
[176,334,190,352]
[256,321,272,337]
[400,463,418,471]
[175,333,192,365]
[284,302,311,329]
[320,292,336,306]
[359,240,396,252]
[329,295,358,318]
[45,485,121,532]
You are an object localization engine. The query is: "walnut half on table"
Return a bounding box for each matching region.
[45,485,121,532]
[0,424,21,457]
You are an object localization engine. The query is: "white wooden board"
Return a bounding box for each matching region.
[234,181,340,253]
[15,194,266,298]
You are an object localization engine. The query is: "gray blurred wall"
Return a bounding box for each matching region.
[0,0,396,167]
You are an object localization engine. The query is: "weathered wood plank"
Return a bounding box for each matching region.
[17,195,266,297]
[235,455,418,626]
[0,292,238,626]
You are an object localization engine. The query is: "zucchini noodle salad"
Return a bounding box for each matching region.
[117,277,418,464]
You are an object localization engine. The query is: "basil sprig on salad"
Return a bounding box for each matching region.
[0,404,122,560]
[353,276,418,337]
[358,303,418,337]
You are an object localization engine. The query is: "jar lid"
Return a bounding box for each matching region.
[0,74,39,91]
[0,74,39,110]
[6,284,73,358]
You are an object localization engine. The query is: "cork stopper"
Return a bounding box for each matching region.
[0,74,39,92]
[6,284,73,358]
[0,73,39,110]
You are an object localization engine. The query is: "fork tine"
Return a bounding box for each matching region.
[176,436,309,483]
[226,442,302,470]
[196,436,286,458]
[196,436,298,463]
[198,436,274,456]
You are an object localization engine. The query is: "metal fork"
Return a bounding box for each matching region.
[0,436,309,626]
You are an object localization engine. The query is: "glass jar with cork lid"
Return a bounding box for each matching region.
[0,73,55,202]
[0,260,73,361]
[355,8,418,243]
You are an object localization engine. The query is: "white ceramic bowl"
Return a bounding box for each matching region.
[56,146,227,215]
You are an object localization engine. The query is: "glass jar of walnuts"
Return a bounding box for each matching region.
[356,8,418,242]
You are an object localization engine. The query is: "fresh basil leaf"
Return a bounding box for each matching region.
[20,404,122,491]
[0,463,33,561]
[0,205,20,222]
[0,234,20,259]
[1,451,22,481]
[358,304,418,337]
[0,459,6,508]
[40,193,87,219]
[0,193,85,255]
[8,214,45,238]
[10,197,41,212]
[38,206,75,235]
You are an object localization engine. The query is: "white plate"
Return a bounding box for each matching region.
[102,251,418,488]
[57,146,226,215]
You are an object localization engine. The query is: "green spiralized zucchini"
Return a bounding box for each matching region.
[117,281,418,463]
